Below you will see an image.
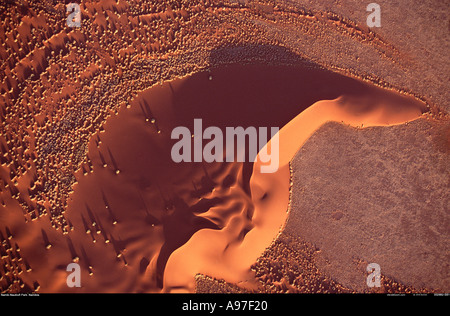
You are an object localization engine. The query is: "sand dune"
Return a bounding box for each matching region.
[163,65,426,292]
[0,0,447,294]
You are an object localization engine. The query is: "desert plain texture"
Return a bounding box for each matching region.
[0,0,448,293]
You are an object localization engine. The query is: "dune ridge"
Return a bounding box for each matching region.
[0,61,426,293]
[1,0,446,295]
[164,84,426,293]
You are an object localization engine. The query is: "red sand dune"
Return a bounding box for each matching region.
[78,63,425,292]
[1,0,446,295]
[0,62,426,293]
[164,66,426,292]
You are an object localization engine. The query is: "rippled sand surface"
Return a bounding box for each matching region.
[0,0,448,293]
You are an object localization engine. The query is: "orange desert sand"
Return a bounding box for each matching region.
[0,0,448,293]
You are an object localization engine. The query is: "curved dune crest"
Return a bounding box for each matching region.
[0,61,426,293]
[163,79,426,293]
[1,0,447,295]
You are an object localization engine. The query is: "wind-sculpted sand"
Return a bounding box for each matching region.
[0,0,448,293]
[163,65,426,292]
[1,62,428,293]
